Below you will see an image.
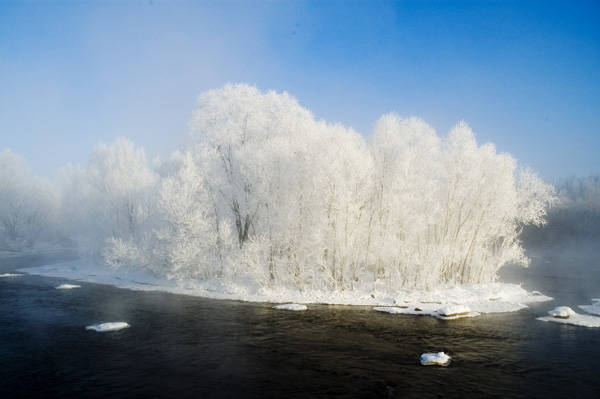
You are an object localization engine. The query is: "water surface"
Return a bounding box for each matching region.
[1,246,599,398]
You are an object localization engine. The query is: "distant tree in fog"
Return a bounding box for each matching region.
[522,175,600,245]
[0,149,58,249]
[59,138,156,260]
[556,175,600,220]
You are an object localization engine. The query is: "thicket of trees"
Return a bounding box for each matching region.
[2,84,561,290]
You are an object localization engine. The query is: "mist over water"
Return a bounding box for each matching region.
[501,239,600,307]
[1,238,599,398]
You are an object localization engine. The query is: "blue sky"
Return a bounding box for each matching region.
[1,0,599,180]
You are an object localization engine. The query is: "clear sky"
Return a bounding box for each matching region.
[1,0,599,180]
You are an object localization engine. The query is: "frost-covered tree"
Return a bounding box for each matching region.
[188,84,317,248]
[150,149,236,279]
[365,118,555,288]
[313,123,374,290]
[186,84,323,285]
[367,115,444,287]
[437,123,537,285]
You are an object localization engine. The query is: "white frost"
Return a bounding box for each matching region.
[421,352,451,366]
[86,322,131,332]
[273,303,307,311]
[56,284,81,290]
[0,273,24,277]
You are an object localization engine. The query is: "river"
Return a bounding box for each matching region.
[1,244,599,398]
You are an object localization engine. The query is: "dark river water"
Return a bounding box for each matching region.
[1,245,599,399]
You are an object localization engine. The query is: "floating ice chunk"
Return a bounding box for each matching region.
[421,352,451,366]
[273,303,307,311]
[86,322,130,332]
[56,284,81,290]
[579,300,600,316]
[437,305,471,317]
[547,306,577,319]
[537,306,600,327]
[0,273,24,278]
[373,306,411,314]
[537,314,600,328]
[373,305,480,319]
[436,305,480,320]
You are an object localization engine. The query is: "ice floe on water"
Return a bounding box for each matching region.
[374,283,551,319]
[537,306,600,328]
[55,284,81,290]
[374,304,480,320]
[421,352,451,366]
[273,303,307,311]
[86,322,131,332]
[0,273,24,278]
[436,305,480,320]
[578,299,600,316]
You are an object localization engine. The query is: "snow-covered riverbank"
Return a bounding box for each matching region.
[18,260,552,316]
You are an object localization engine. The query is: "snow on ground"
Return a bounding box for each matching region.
[0,273,25,277]
[273,303,308,311]
[578,299,600,316]
[537,306,600,328]
[86,322,130,332]
[18,261,552,314]
[421,352,451,366]
[55,283,81,290]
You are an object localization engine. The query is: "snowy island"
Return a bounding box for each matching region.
[6,85,568,323]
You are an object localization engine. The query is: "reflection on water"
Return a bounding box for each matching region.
[1,246,599,398]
